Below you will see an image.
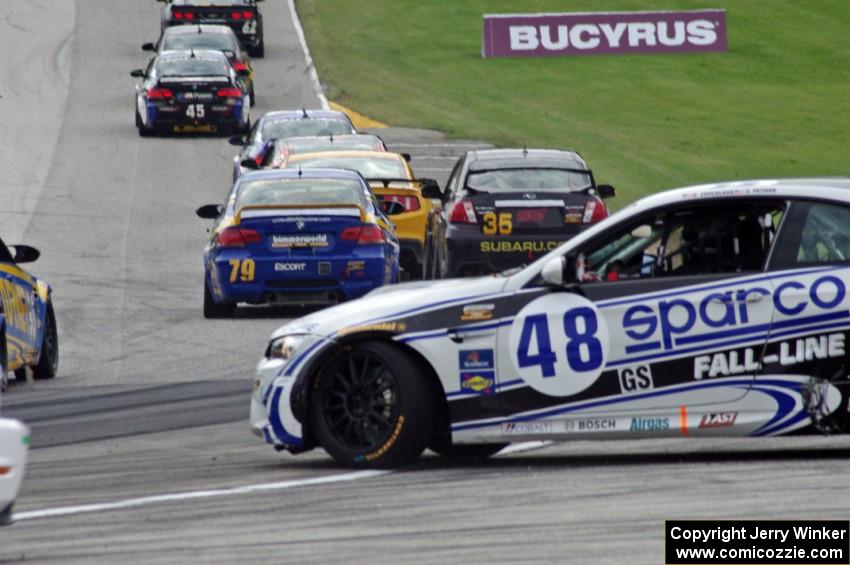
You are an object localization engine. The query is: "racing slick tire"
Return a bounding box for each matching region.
[253,40,265,58]
[249,85,256,107]
[0,503,12,526]
[429,442,508,460]
[203,279,235,319]
[32,304,58,380]
[311,341,434,469]
[135,110,154,137]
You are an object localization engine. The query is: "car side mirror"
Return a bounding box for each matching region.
[420,178,442,199]
[228,135,246,146]
[11,245,40,264]
[401,153,412,162]
[380,201,405,216]
[196,204,223,219]
[141,42,156,52]
[130,69,145,78]
[541,256,566,286]
[240,158,259,170]
[597,184,616,199]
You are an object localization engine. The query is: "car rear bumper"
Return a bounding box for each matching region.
[147,102,246,130]
[208,251,391,305]
[445,225,579,276]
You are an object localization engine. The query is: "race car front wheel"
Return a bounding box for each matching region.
[311,341,434,469]
[33,304,58,380]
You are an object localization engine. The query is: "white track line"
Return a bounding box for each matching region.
[13,470,388,522]
[288,0,329,110]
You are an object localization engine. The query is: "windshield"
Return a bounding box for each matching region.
[290,157,406,179]
[162,34,236,52]
[157,57,229,77]
[261,119,354,141]
[466,168,592,192]
[235,179,367,209]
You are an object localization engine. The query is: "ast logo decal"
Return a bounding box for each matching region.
[509,294,610,397]
[460,371,495,395]
[699,412,737,428]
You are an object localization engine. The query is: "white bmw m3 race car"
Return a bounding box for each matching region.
[0,417,29,525]
[251,178,850,468]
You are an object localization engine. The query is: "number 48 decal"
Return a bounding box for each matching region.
[509,295,609,397]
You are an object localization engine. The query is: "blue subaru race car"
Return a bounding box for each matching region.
[196,168,400,318]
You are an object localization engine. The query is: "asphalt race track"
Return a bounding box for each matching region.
[1,2,849,563]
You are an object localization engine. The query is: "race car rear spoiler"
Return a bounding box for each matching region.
[364,178,442,199]
[234,204,367,223]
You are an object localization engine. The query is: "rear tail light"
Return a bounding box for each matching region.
[217,87,243,98]
[448,199,477,224]
[146,87,173,100]
[243,11,254,18]
[173,11,194,20]
[582,197,608,224]
[217,227,261,247]
[382,195,420,212]
[231,11,242,19]
[232,61,248,72]
[232,11,253,19]
[341,225,385,244]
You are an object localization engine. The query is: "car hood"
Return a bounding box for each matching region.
[271,276,510,339]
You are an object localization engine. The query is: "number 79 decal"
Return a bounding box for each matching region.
[509,294,610,397]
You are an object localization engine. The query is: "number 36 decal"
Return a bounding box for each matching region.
[508,294,610,397]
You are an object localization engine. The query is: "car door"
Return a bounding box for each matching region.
[761,199,850,386]
[496,199,785,423]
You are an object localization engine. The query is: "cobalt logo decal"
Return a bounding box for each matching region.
[509,294,610,397]
[459,349,494,370]
[502,421,553,435]
[460,372,495,395]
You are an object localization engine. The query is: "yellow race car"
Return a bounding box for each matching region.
[281,150,443,279]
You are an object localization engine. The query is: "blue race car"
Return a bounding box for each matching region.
[196,168,400,318]
[0,237,58,391]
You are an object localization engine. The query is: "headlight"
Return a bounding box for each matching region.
[267,335,308,361]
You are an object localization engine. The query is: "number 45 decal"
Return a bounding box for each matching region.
[509,294,609,397]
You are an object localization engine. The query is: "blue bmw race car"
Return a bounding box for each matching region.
[196,168,400,317]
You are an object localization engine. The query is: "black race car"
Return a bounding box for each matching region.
[131,49,251,136]
[143,24,256,106]
[228,109,356,182]
[159,0,265,57]
[433,149,615,277]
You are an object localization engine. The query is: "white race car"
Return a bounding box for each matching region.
[0,417,29,525]
[251,178,850,468]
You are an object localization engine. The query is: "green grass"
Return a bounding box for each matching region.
[298,0,850,203]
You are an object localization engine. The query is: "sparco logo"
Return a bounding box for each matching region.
[482,10,727,58]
